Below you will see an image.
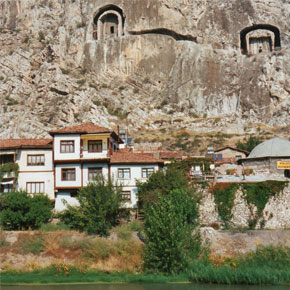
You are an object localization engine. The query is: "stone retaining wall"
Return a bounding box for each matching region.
[200,228,290,257]
[199,183,290,229]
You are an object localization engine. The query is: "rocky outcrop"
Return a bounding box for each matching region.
[0,0,289,141]
[198,183,290,229]
[200,228,290,257]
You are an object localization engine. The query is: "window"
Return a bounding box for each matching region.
[26,182,44,194]
[27,154,45,166]
[0,154,14,165]
[0,183,13,193]
[121,191,131,202]
[118,168,130,179]
[88,167,102,181]
[88,140,102,153]
[61,168,76,181]
[141,168,154,178]
[60,140,75,153]
[236,155,242,160]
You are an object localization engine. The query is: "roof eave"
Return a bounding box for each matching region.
[110,161,164,165]
[0,145,52,150]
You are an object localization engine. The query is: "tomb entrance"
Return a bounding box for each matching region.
[93,5,124,41]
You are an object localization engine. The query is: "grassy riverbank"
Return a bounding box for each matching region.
[1,269,188,285]
[1,246,290,286]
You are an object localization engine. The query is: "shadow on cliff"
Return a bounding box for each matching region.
[128,28,197,42]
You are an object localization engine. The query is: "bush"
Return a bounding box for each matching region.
[21,236,45,254]
[236,136,263,153]
[39,222,71,232]
[0,191,53,230]
[143,190,200,274]
[137,167,190,207]
[60,176,122,236]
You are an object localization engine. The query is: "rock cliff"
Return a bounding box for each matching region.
[0,0,289,150]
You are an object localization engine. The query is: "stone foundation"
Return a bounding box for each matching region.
[198,183,290,229]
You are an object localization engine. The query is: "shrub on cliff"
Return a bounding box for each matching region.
[137,167,194,207]
[143,189,200,274]
[0,191,53,230]
[236,136,263,153]
[59,176,122,236]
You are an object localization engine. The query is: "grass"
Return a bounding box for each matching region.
[189,263,290,285]
[1,230,289,286]
[0,268,188,284]
[0,236,9,247]
[190,246,290,285]
[114,221,143,240]
[39,222,71,232]
[21,236,45,254]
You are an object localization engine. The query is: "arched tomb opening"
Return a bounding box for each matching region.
[240,24,281,55]
[93,5,124,40]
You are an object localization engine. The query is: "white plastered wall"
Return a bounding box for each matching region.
[54,134,80,160]
[55,164,81,188]
[16,149,54,199]
[83,163,109,185]
[111,164,159,208]
[81,135,109,159]
[55,192,80,212]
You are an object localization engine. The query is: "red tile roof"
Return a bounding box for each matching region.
[160,151,182,160]
[49,122,111,135]
[0,139,52,150]
[111,149,164,164]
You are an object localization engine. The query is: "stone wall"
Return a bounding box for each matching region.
[198,183,290,229]
[200,228,290,257]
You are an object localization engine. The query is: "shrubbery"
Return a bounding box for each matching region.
[0,191,53,230]
[143,190,200,274]
[137,167,196,207]
[60,176,123,236]
[236,136,263,153]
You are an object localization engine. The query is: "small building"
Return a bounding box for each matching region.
[49,122,164,210]
[110,148,164,208]
[49,122,122,211]
[0,139,54,199]
[239,137,290,179]
[213,146,249,163]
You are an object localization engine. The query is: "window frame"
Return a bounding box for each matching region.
[27,154,45,166]
[141,167,154,178]
[26,182,45,194]
[61,168,76,181]
[88,140,102,153]
[88,167,102,181]
[118,168,131,179]
[0,183,13,193]
[121,191,131,202]
[60,140,75,153]
[0,154,14,165]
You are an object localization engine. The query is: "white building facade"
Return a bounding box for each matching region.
[0,123,164,211]
[0,139,54,199]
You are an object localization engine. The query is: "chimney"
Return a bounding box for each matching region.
[117,125,120,143]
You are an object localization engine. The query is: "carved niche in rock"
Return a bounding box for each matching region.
[93,5,125,41]
[240,24,281,55]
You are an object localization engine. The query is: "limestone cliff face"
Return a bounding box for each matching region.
[0,0,289,143]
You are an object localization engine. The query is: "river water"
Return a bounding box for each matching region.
[2,284,289,290]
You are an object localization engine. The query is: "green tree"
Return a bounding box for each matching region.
[0,191,53,230]
[143,190,200,274]
[60,176,122,236]
[137,167,192,207]
[236,136,263,153]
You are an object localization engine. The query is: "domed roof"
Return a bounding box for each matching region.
[248,137,290,158]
